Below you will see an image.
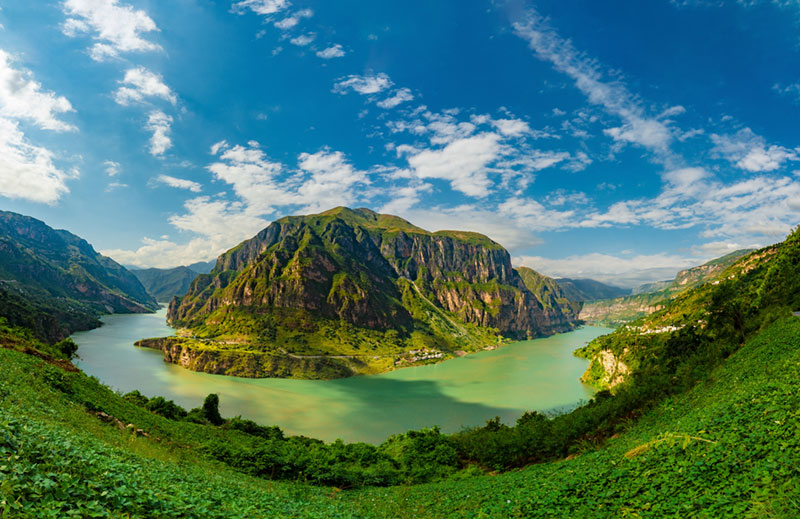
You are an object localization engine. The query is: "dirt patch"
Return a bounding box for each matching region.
[18,346,80,373]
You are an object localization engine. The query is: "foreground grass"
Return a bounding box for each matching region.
[2,318,800,517]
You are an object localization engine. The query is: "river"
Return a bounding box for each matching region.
[72,308,611,444]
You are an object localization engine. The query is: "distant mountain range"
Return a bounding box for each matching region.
[132,262,216,303]
[579,249,753,327]
[553,278,630,302]
[0,211,158,342]
[148,207,581,378]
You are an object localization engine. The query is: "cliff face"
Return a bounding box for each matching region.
[168,207,577,348]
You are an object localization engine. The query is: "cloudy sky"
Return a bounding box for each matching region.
[2,0,800,287]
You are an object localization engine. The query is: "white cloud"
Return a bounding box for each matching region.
[62,0,160,61]
[333,73,393,95]
[513,10,678,158]
[105,181,127,192]
[289,33,315,46]
[104,160,121,176]
[207,140,289,214]
[378,180,432,214]
[274,8,313,29]
[399,133,502,197]
[114,67,176,106]
[377,88,414,109]
[710,128,798,172]
[492,118,531,137]
[232,0,290,16]
[146,110,172,156]
[0,50,75,131]
[316,44,346,59]
[295,148,369,212]
[0,118,77,204]
[156,174,201,192]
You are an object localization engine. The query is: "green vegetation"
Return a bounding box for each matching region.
[163,207,575,378]
[0,210,158,342]
[132,265,203,303]
[4,214,800,516]
[4,293,800,515]
[579,249,752,327]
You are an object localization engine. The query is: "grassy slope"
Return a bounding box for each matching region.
[3,314,800,517]
[340,317,800,518]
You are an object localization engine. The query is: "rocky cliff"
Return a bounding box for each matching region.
[163,207,579,377]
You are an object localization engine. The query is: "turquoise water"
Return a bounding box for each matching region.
[72,308,611,443]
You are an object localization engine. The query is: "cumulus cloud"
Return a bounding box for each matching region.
[104,160,121,176]
[710,127,799,172]
[62,0,160,61]
[289,33,315,46]
[399,133,502,197]
[316,44,346,59]
[273,8,313,30]
[146,110,172,156]
[114,67,177,106]
[333,73,393,95]
[0,118,77,204]
[0,50,75,131]
[0,51,77,204]
[491,118,531,137]
[231,0,290,16]
[377,88,414,109]
[156,174,201,192]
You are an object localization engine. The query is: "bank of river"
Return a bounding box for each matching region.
[72,308,611,443]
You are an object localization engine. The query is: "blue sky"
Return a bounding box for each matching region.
[2,0,800,287]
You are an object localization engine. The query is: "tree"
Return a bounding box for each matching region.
[203,393,224,425]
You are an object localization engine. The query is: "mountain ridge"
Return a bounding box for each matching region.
[0,210,158,342]
[162,207,579,378]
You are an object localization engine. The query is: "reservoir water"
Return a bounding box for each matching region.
[72,308,611,444]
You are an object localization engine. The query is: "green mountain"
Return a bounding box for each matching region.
[517,266,582,321]
[576,243,788,388]
[0,210,158,342]
[554,277,630,302]
[579,249,752,327]
[161,207,578,378]
[4,227,800,517]
[187,259,216,274]
[132,265,203,303]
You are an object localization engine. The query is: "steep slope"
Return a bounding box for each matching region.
[579,249,751,326]
[164,207,577,378]
[516,266,582,322]
[576,242,785,388]
[133,265,201,302]
[554,278,629,302]
[0,210,158,341]
[3,296,799,517]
